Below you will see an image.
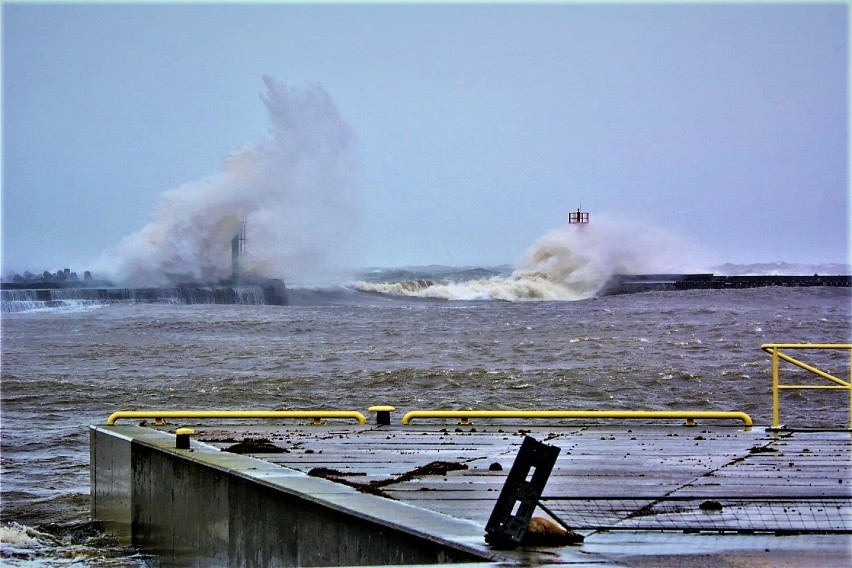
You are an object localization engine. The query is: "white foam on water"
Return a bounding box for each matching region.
[0,300,106,314]
[0,522,53,560]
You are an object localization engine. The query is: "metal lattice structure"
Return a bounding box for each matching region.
[540,495,852,534]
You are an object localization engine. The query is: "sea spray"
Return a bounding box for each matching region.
[513,212,692,297]
[90,77,358,286]
[355,212,692,301]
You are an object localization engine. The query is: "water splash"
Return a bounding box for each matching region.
[0,521,143,566]
[512,212,693,298]
[355,212,693,301]
[91,77,358,286]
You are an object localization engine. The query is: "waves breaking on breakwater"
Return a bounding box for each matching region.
[0,282,288,313]
[3,269,849,312]
[352,271,851,302]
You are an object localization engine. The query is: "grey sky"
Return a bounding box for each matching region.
[2,2,848,276]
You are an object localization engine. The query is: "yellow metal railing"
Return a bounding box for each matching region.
[761,343,852,429]
[106,410,367,426]
[400,410,752,426]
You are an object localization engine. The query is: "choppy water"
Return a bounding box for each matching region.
[1,284,850,565]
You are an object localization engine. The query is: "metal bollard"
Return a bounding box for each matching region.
[175,428,195,449]
[368,405,396,426]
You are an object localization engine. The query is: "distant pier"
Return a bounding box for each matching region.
[601,274,851,296]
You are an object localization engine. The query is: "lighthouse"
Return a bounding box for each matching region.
[568,207,589,224]
[231,220,246,285]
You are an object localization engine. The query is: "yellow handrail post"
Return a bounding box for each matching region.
[771,346,780,429]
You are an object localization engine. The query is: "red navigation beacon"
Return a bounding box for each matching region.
[568,207,589,224]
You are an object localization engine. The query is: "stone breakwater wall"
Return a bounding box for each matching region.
[600,274,851,296]
[1,281,288,310]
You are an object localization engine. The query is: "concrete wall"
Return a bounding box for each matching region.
[90,427,133,541]
[90,426,496,566]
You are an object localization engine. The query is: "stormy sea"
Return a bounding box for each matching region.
[2,79,850,565]
[1,263,850,566]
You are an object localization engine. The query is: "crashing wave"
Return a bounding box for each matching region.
[353,212,692,301]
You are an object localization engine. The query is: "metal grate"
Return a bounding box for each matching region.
[540,495,852,534]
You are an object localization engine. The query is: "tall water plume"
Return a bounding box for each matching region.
[91,77,357,286]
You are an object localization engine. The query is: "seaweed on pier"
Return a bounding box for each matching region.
[224,438,288,454]
[308,460,469,499]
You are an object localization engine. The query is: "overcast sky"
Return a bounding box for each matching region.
[2,1,848,276]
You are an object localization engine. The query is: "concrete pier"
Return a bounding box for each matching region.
[90,420,850,566]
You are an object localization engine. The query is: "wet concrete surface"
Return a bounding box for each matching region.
[143,421,849,566]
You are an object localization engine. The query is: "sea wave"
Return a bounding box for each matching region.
[352,271,593,301]
[352,213,700,301]
[0,521,144,567]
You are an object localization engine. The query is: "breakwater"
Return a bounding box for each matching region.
[0,281,288,312]
[601,274,851,296]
